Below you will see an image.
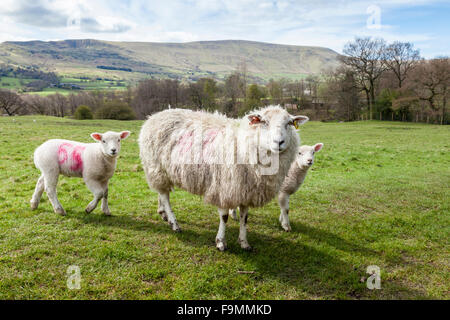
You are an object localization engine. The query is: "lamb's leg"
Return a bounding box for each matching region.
[101,185,111,216]
[229,208,238,220]
[30,174,45,210]
[44,173,66,216]
[238,205,252,251]
[157,194,168,221]
[159,192,180,232]
[85,180,106,214]
[216,208,228,251]
[278,192,291,232]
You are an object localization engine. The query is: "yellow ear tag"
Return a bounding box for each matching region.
[294,121,299,129]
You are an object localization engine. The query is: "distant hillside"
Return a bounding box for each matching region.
[0,39,340,83]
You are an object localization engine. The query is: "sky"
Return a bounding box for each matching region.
[0,0,448,58]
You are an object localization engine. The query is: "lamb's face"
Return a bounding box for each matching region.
[296,143,323,168]
[248,107,309,154]
[91,131,131,157]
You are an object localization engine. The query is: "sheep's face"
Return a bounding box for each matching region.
[296,143,323,168]
[248,107,309,153]
[91,131,131,157]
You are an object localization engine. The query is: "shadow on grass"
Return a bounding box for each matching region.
[71,211,428,299]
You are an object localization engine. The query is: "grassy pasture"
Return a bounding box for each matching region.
[0,116,448,299]
[1,74,127,96]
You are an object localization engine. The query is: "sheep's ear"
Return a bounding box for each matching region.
[120,131,131,140]
[248,114,262,125]
[314,143,324,152]
[91,133,102,141]
[291,115,309,129]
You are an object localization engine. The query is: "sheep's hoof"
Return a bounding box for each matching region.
[30,201,38,210]
[169,221,181,232]
[239,239,252,251]
[216,239,227,251]
[103,212,112,217]
[55,208,66,216]
[281,224,292,232]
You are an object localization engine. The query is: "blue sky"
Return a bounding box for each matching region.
[0,0,448,58]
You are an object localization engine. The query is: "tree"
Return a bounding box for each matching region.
[340,37,388,119]
[411,58,449,124]
[267,78,283,104]
[322,68,361,121]
[47,93,68,117]
[22,94,48,115]
[96,101,136,120]
[241,84,265,116]
[384,41,421,88]
[0,89,23,116]
[74,105,93,120]
[375,88,400,120]
[224,72,245,114]
[189,78,217,111]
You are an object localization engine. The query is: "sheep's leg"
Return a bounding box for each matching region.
[278,192,291,232]
[157,194,168,221]
[85,180,106,214]
[238,205,252,251]
[101,185,111,216]
[159,192,180,232]
[229,208,238,220]
[216,208,228,251]
[30,174,45,210]
[44,173,66,216]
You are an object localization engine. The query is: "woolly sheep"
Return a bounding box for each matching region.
[138,105,308,251]
[231,143,324,231]
[30,131,131,215]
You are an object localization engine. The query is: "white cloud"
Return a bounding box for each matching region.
[0,0,447,57]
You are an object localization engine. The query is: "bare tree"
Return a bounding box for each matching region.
[47,93,68,117]
[384,41,421,88]
[22,94,49,115]
[224,72,245,114]
[410,57,449,124]
[0,89,23,116]
[322,67,361,121]
[340,37,388,119]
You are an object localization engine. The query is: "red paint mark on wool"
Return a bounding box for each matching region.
[58,143,85,172]
[58,143,72,165]
[178,131,194,153]
[202,129,218,147]
[70,146,85,171]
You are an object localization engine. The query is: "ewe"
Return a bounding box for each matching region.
[31,131,131,216]
[231,143,324,231]
[139,106,308,251]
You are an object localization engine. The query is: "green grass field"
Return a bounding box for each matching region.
[1,75,127,96]
[0,116,448,299]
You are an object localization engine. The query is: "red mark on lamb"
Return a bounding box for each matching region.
[58,143,85,172]
[71,146,85,171]
[58,143,71,165]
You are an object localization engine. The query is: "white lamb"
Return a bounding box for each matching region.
[30,131,131,216]
[138,105,308,251]
[231,143,324,231]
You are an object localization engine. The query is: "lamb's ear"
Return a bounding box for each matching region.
[291,115,309,129]
[91,133,102,141]
[120,131,131,140]
[248,114,262,125]
[314,143,324,152]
